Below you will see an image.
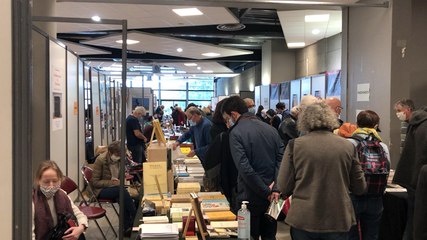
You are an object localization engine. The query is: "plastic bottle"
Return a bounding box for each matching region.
[238,201,251,240]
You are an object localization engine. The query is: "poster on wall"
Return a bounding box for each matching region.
[51,65,64,131]
[290,79,301,108]
[326,70,341,99]
[311,74,326,99]
[260,85,270,109]
[270,84,279,109]
[300,77,311,97]
[211,97,219,111]
[280,82,291,110]
[254,86,261,108]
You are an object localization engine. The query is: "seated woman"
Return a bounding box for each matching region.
[90,141,137,233]
[32,160,88,240]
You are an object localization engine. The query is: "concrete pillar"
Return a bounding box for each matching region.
[262,40,295,85]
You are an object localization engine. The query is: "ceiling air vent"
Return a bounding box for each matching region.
[217,23,246,31]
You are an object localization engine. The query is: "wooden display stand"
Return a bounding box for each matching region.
[147,119,168,162]
[182,193,208,240]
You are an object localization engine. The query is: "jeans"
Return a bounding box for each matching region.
[349,194,383,240]
[98,186,137,230]
[291,227,349,240]
[403,189,415,240]
[246,202,277,240]
[128,144,146,163]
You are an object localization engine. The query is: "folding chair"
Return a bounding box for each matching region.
[61,176,117,239]
[81,166,120,217]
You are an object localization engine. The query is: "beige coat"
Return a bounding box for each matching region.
[277,130,366,233]
[91,151,118,196]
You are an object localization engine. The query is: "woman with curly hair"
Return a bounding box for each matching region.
[277,102,367,240]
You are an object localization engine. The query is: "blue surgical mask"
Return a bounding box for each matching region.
[248,107,256,114]
[228,118,235,127]
[189,120,196,127]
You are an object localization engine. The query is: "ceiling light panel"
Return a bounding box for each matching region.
[172,8,203,16]
[82,32,253,60]
[278,10,342,48]
[55,3,238,33]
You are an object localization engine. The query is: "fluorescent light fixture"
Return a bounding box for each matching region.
[287,42,306,48]
[172,8,203,17]
[115,39,140,45]
[184,63,198,67]
[312,29,321,35]
[177,48,183,52]
[91,15,101,22]
[202,52,221,57]
[267,1,332,4]
[305,14,330,22]
[202,70,213,73]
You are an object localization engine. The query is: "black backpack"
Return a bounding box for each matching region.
[352,134,390,195]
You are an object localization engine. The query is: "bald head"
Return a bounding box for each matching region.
[325,97,342,116]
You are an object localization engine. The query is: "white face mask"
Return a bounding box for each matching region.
[396,111,406,121]
[40,185,60,199]
[110,154,121,162]
[248,107,256,114]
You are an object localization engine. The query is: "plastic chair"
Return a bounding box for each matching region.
[61,176,117,239]
[81,166,120,217]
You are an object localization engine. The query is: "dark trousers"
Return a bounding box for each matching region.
[247,203,277,240]
[291,228,349,240]
[98,186,137,230]
[128,144,146,163]
[403,189,415,240]
[349,194,383,240]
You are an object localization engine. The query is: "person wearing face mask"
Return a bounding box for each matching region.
[126,106,148,163]
[91,141,137,235]
[32,160,88,240]
[172,106,212,165]
[393,104,427,240]
[394,99,415,153]
[325,97,344,127]
[276,102,291,121]
[221,96,284,240]
[243,98,256,115]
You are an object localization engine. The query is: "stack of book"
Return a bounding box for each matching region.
[176,182,201,194]
[142,216,169,224]
[139,223,179,239]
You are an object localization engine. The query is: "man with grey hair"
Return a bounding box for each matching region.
[172,106,212,164]
[126,106,148,163]
[394,99,415,152]
[243,98,256,114]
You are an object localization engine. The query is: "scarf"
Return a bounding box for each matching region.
[352,127,382,141]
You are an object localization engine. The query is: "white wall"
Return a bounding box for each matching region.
[0,0,13,238]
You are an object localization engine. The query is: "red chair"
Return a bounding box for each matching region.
[61,176,117,239]
[81,166,120,217]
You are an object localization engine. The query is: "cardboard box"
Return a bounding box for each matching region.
[147,143,168,162]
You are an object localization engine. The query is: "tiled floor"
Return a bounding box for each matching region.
[84,203,292,239]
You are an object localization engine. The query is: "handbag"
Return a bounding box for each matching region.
[44,213,76,240]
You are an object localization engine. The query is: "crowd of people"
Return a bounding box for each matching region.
[32,95,427,240]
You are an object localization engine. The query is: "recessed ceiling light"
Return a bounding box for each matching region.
[91,15,101,22]
[312,29,321,35]
[177,48,183,52]
[287,42,306,48]
[115,39,140,45]
[203,70,213,73]
[197,67,202,70]
[184,63,198,67]
[172,8,203,17]
[202,52,221,57]
[305,14,330,22]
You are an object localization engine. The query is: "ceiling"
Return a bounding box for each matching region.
[54,0,389,76]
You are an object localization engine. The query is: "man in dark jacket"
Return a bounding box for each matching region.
[393,106,427,240]
[221,96,284,240]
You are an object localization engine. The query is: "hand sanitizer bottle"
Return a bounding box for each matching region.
[238,201,251,240]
